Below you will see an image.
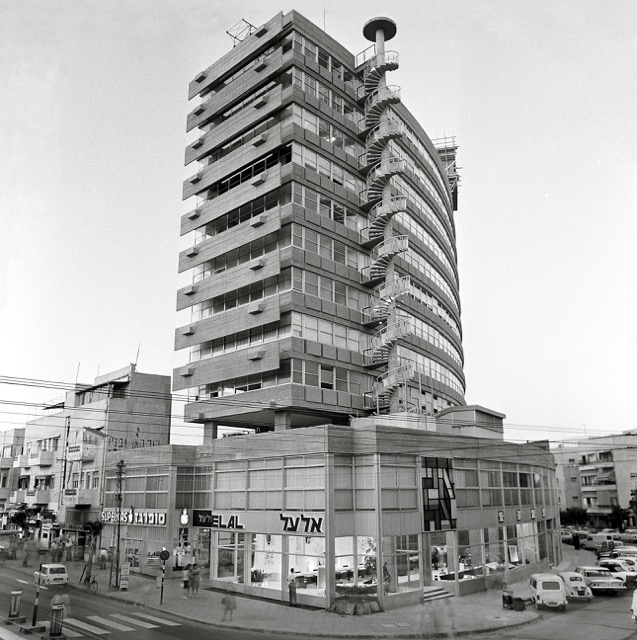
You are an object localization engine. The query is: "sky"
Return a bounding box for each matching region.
[1,0,636,446]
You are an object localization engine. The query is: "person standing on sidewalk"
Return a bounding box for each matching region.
[287,568,297,606]
[182,564,191,599]
[190,562,200,597]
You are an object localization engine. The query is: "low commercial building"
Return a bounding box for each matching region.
[102,408,559,610]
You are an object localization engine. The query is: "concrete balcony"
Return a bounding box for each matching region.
[10,489,26,504]
[26,489,51,505]
[64,487,99,506]
[0,456,13,469]
[13,455,29,468]
[67,443,97,462]
[28,450,55,466]
[0,487,9,501]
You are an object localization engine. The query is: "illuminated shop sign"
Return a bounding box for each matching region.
[280,513,323,533]
[193,510,244,529]
[192,510,323,533]
[101,509,167,525]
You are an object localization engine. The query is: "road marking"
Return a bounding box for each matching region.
[110,614,158,629]
[65,618,111,635]
[41,621,83,638]
[88,616,135,631]
[126,613,181,626]
[16,579,29,584]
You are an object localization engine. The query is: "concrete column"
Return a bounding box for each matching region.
[202,421,218,444]
[274,411,292,431]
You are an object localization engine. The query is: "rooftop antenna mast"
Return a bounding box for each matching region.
[226,19,256,47]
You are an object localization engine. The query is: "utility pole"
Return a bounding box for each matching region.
[114,459,125,588]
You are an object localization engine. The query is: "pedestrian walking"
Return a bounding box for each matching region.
[99,548,108,570]
[221,588,237,622]
[182,564,191,599]
[287,568,297,606]
[190,562,200,597]
[50,541,58,563]
[65,539,74,562]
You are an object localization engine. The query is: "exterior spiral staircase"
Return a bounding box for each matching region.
[358,19,414,414]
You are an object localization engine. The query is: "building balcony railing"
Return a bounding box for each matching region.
[28,450,54,466]
[0,456,13,469]
[0,487,9,501]
[13,455,29,469]
[64,487,98,506]
[10,489,26,504]
[26,489,51,505]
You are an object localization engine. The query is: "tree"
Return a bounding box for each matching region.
[9,509,27,530]
[560,507,588,527]
[608,505,630,532]
[83,520,103,554]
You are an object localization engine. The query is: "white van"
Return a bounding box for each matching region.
[529,573,568,610]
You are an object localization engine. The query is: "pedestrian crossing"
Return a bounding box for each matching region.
[39,612,180,637]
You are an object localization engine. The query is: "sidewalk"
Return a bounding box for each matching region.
[1,548,592,638]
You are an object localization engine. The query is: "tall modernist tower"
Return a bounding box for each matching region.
[174,12,465,434]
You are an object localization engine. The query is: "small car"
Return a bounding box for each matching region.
[529,573,568,610]
[559,571,593,601]
[575,566,626,595]
[33,563,69,586]
[597,559,637,582]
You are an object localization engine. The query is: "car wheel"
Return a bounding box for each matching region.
[535,601,541,610]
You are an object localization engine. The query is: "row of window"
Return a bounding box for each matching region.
[291,182,366,232]
[397,346,465,396]
[205,114,279,167]
[386,109,449,206]
[190,321,288,362]
[291,142,365,195]
[194,358,367,400]
[282,103,364,160]
[194,230,280,282]
[203,46,276,96]
[288,32,358,87]
[292,267,367,310]
[395,211,457,285]
[405,276,461,339]
[403,249,460,313]
[291,311,367,353]
[194,189,281,244]
[292,223,365,270]
[217,80,278,124]
[205,145,291,200]
[387,140,448,217]
[289,68,362,126]
[405,313,463,367]
[192,271,290,321]
[391,176,454,253]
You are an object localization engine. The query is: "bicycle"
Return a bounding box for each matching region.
[83,573,98,594]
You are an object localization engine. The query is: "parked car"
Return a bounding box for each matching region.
[575,566,626,595]
[529,573,568,610]
[579,533,614,553]
[597,559,637,585]
[600,546,637,560]
[559,571,593,601]
[33,563,69,586]
[561,529,575,545]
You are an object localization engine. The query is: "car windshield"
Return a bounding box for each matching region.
[587,570,610,577]
[568,576,584,582]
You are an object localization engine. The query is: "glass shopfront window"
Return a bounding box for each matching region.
[214,531,245,584]
[334,536,377,596]
[288,535,325,594]
[249,533,282,591]
[382,534,420,595]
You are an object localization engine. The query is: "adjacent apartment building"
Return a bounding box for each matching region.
[553,432,637,528]
[6,365,171,548]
